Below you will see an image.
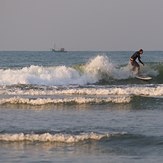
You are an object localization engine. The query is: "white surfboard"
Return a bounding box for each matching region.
[135,75,152,81]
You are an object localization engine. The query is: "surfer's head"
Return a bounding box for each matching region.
[139,49,143,54]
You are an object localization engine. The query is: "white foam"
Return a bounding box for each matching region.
[0,132,113,143]
[0,96,131,105]
[61,85,163,96]
[2,85,163,97]
[85,55,134,80]
[0,65,85,85]
[0,55,157,86]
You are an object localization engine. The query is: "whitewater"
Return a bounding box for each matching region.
[0,55,159,86]
[0,54,162,106]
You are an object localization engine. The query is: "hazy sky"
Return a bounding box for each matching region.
[0,0,163,51]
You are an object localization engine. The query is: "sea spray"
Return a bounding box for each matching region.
[0,55,159,86]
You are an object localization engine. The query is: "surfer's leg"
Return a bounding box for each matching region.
[131,61,140,75]
[134,62,140,75]
[130,61,135,71]
[131,61,138,72]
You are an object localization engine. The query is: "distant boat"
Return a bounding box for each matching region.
[51,44,67,52]
[52,48,67,52]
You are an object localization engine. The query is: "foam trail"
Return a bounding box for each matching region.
[0,132,122,143]
[0,96,131,105]
[2,85,163,96]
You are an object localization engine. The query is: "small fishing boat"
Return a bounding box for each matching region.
[52,44,67,52]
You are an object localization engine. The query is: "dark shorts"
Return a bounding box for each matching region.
[131,61,139,67]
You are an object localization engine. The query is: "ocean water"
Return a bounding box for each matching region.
[0,51,162,163]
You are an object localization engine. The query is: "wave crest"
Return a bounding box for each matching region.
[0,132,114,143]
[0,132,127,143]
[0,96,131,105]
[2,85,163,97]
[0,55,159,86]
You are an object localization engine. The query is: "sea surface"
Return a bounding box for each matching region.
[0,51,162,163]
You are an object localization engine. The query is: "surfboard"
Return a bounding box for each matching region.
[135,75,152,81]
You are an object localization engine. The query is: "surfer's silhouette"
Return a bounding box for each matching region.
[130,49,144,75]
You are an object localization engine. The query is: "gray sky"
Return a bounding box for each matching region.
[0,0,163,51]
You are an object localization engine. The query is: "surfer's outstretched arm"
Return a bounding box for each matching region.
[138,56,144,65]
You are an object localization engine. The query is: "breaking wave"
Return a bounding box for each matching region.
[1,84,163,97]
[0,132,124,143]
[0,96,131,105]
[0,55,160,86]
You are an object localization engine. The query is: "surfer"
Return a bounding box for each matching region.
[130,49,144,75]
